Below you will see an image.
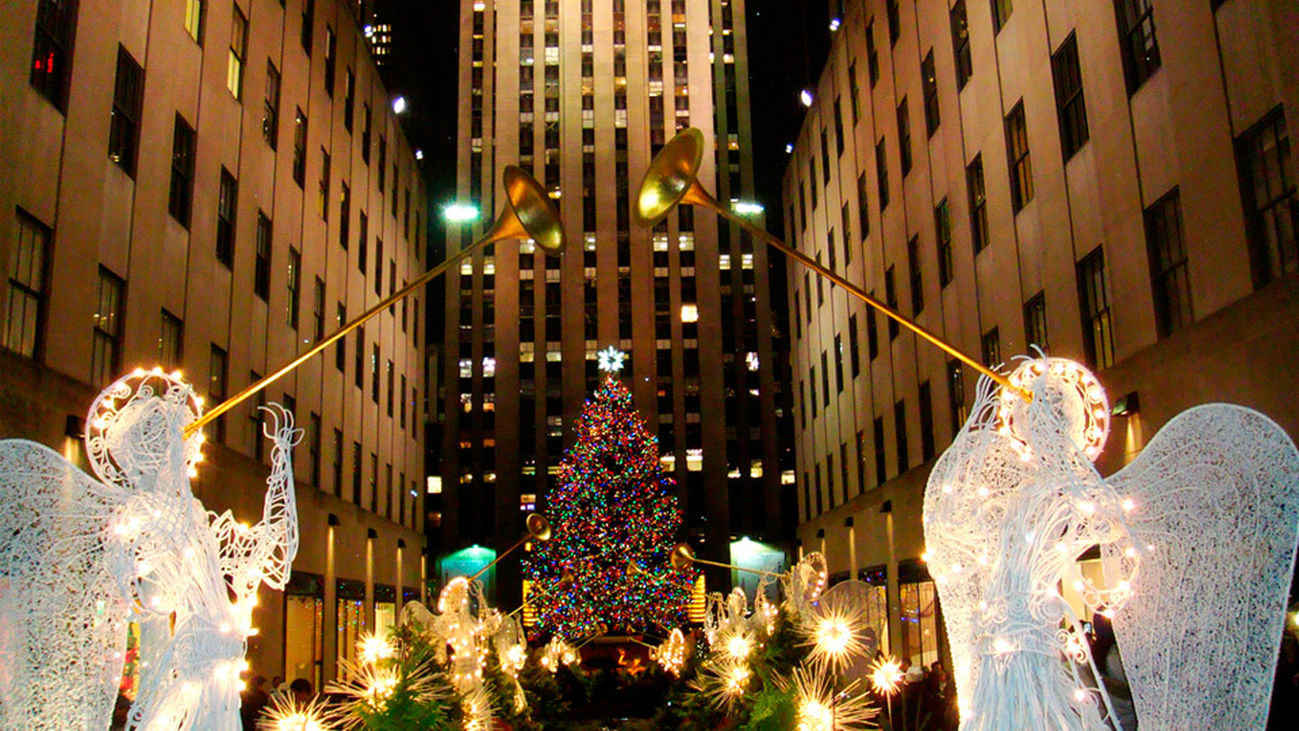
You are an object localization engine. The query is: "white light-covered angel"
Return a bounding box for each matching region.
[925,355,1299,729]
[0,369,301,730]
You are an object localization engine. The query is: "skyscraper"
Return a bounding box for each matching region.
[440,0,796,601]
[785,0,1297,668]
[0,0,428,683]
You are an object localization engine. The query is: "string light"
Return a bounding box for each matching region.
[523,373,695,638]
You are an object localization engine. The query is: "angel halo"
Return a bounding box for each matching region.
[925,354,1299,730]
[0,367,301,731]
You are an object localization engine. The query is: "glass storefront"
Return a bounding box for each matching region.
[283,571,324,689]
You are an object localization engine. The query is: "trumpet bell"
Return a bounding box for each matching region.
[477,166,567,255]
[634,128,705,227]
[670,542,696,571]
[526,512,553,542]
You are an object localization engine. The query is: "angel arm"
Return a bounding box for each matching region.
[216,404,302,598]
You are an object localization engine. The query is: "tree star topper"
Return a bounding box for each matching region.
[597,346,627,373]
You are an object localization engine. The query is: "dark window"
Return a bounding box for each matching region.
[849,63,861,124]
[354,326,365,388]
[894,399,909,473]
[982,327,1001,368]
[324,26,337,95]
[834,334,844,393]
[312,277,325,341]
[885,267,899,340]
[814,465,822,516]
[856,430,867,495]
[207,344,227,442]
[907,235,924,314]
[308,412,321,487]
[287,247,301,329]
[833,98,845,156]
[820,350,830,407]
[386,360,394,416]
[254,212,271,300]
[951,1,972,91]
[857,173,871,240]
[919,381,935,461]
[357,211,368,273]
[1114,0,1160,94]
[867,300,879,360]
[109,46,144,175]
[30,0,79,111]
[216,168,236,266]
[250,371,265,462]
[898,100,912,176]
[343,68,355,133]
[319,149,330,220]
[168,114,196,228]
[935,200,953,286]
[849,314,861,377]
[1006,101,1033,212]
[922,51,940,136]
[263,60,280,149]
[292,108,307,186]
[1145,188,1192,338]
[967,155,988,252]
[992,0,1013,33]
[361,103,371,164]
[336,303,346,371]
[841,203,853,263]
[877,138,890,210]
[371,343,380,403]
[948,360,968,434]
[886,0,901,46]
[1236,108,1297,287]
[1024,291,1049,350]
[301,0,314,55]
[1077,247,1115,369]
[339,182,350,250]
[866,19,880,87]
[5,211,50,359]
[159,309,182,369]
[1052,34,1089,161]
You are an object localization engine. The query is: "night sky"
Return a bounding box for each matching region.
[382,0,833,251]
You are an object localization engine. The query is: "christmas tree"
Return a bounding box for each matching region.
[524,354,694,639]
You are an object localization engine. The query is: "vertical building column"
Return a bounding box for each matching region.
[845,516,857,581]
[365,528,377,630]
[883,502,902,656]
[323,515,339,681]
[395,539,406,619]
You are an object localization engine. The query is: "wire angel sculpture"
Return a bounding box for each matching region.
[0,369,301,731]
[924,355,1299,730]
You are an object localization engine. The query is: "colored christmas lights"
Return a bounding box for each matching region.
[523,373,694,639]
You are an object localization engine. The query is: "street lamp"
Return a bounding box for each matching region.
[441,203,479,223]
[392,95,408,114]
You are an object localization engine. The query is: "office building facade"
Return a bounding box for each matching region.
[0,0,428,684]
[441,0,796,601]
[785,0,1297,669]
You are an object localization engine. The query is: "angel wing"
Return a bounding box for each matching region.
[1103,404,1299,729]
[0,439,132,731]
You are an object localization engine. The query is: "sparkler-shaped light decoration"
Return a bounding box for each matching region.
[358,632,395,666]
[690,659,752,710]
[785,664,879,731]
[261,694,330,731]
[798,587,871,672]
[869,656,905,697]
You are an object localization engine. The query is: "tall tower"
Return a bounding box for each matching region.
[441,0,795,602]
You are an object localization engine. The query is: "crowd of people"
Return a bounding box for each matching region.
[239,675,317,729]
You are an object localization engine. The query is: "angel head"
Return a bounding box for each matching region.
[85,368,205,490]
[998,357,1110,462]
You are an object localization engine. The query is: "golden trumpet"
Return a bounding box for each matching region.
[185,166,566,438]
[670,542,784,578]
[633,128,1030,403]
[470,512,555,583]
